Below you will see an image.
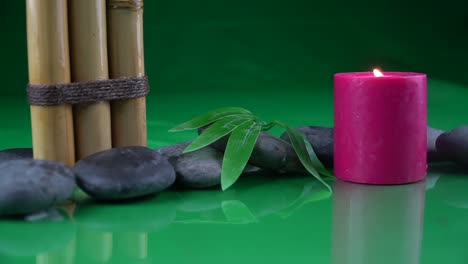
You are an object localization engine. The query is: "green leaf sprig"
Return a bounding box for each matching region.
[169,107,334,191]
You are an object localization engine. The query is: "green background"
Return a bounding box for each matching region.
[1,1,468,264]
[2,0,468,97]
[1,0,468,147]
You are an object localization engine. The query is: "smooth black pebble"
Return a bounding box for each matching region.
[427,126,445,162]
[0,159,75,216]
[281,126,334,168]
[436,126,468,166]
[0,148,33,163]
[198,127,303,173]
[173,147,224,188]
[156,143,260,189]
[74,146,176,201]
[156,141,192,160]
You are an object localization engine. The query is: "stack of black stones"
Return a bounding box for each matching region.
[0,125,467,217]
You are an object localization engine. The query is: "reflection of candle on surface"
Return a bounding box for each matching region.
[331,180,426,264]
[334,70,427,184]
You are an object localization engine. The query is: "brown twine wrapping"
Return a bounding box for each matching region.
[107,0,143,10]
[27,76,150,106]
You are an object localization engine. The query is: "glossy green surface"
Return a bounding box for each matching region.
[2,0,468,263]
[1,82,468,263]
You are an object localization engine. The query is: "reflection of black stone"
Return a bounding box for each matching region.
[0,148,33,163]
[74,193,178,264]
[0,159,75,216]
[74,147,176,201]
[176,189,237,213]
[74,192,178,232]
[233,176,316,218]
[428,169,468,209]
[0,216,75,256]
[175,175,322,222]
[436,126,468,166]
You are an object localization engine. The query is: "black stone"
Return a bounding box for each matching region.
[198,127,303,173]
[0,159,75,216]
[436,126,468,166]
[156,141,191,160]
[0,148,33,163]
[175,147,224,188]
[156,142,261,189]
[427,126,446,162]
[199,124,444,172]
[74,147,176,201]
[281,126,334,168]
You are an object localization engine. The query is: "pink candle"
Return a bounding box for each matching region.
[334,70,427,184]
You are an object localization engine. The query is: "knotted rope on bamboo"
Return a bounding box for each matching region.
[107,0,143,10]
[27,76,149,106]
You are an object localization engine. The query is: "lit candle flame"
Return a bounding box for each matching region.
[373,69,384,77]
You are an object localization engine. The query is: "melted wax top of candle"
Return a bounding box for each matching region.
[334,72,426,80]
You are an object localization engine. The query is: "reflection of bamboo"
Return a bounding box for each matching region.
[113,232,148,259]
[69,0,112,159]
[26,0,75,166]
[331,180,426,264]
[107,1,147,147]
[76,228,112,262]
[35,239,75,264]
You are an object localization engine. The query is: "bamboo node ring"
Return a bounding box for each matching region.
[107,0,143,10]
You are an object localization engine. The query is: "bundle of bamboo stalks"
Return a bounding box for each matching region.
[26,0,147,166]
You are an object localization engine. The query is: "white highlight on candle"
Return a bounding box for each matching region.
[373,69,384,77]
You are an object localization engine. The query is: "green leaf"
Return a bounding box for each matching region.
[169,107,253,132]
[184,115,255,153]
[221,120,262,190]
[221,200,258,223]
[272,120,332,192]
[303,137,335,178]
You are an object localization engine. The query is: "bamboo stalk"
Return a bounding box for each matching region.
[107,1,147,147]
[26,0,75,166]
[69,0,112,159]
